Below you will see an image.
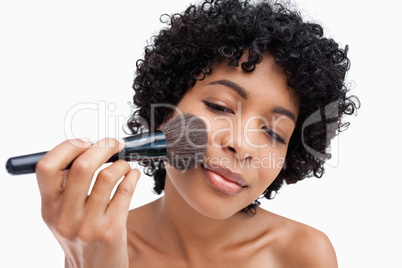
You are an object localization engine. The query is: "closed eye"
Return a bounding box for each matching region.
[203,101,234,114]
[204,101,286,145]
[263,127,286,145]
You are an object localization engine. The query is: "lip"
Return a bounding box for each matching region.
[202,162,248,195]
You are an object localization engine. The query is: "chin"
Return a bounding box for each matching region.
[179,184,254,220]
[187,198,244,220]
[164,162,257,220]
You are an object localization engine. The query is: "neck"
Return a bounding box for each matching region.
[153,177,250,258]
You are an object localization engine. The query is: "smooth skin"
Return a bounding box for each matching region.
[36,54,337,267]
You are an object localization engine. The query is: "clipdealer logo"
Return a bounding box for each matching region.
[63,100,341,168]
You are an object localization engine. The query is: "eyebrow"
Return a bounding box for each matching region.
[272,107,297,123]
[208,79,249,100]
[208,79,297,124]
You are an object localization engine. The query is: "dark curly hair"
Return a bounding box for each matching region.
[127,0,360,214]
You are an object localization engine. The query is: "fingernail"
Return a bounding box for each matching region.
[79,137,91,143]
[118,138,126,149]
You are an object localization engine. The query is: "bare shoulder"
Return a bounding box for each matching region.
[256,208,338,268]
[126,199,159,234]
[126,200,163,266]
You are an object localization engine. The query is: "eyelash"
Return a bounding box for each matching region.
[203,101,234,114]
[263,127,286,144]
[203,101,286,144]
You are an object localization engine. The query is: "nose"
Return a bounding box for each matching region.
[225,140,256,161]
[218,119,259,161]
[227,145,252,161]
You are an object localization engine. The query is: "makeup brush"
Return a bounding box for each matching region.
[6,113,208,175]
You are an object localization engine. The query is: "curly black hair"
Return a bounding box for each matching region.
[127,0,360,214]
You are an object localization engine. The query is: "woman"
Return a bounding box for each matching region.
[35,0,359,266]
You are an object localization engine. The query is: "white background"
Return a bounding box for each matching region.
[0,0,400,267]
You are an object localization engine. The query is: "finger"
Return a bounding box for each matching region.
[85,160,131,216]
[35,138,92,203]
[106,169,141,222]
[62,138,125,211]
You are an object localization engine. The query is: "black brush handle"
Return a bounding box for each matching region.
[6,151,48,175]
[6,131,167,175]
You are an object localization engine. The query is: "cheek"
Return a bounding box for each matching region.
[164,162,209,211]
[257,150,285,171]
[253,149,286,187]
[164,162,255,219]
[164,162,194,194]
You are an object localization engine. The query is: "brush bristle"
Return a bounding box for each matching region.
[161,114,208,170]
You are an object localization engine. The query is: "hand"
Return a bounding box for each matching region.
[35,138,140,268]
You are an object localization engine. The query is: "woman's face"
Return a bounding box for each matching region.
[164,54,299,219]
